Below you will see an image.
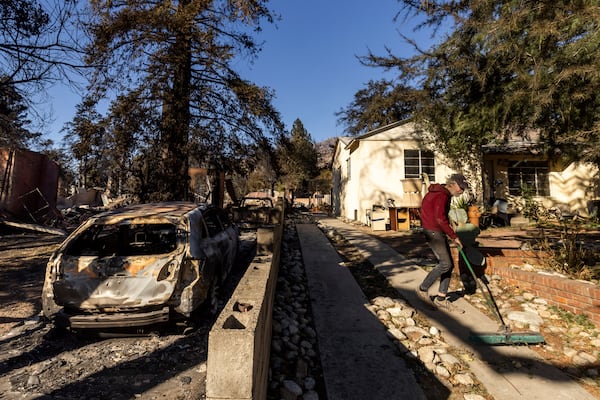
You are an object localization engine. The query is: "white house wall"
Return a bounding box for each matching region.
[332,138,349,218]
[334,122,600,221]
[332,122,457,225]
[549,162,599,214]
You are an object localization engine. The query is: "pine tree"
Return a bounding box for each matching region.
[336,79,420,135]
[0,81,41,148]
[80,0,282,200]
[277,119,319,197]
[64,98,107,188]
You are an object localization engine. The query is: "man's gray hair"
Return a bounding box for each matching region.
[447,173,469,190]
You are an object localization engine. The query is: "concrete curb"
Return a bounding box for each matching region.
[206,204,284,400]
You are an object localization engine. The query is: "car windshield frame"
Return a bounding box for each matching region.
[63,222,179,257]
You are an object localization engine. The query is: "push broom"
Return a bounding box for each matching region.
[457,246,545,345]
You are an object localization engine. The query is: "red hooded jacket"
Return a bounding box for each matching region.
[419,183,457,240]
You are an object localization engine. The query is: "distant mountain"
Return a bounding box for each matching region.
[315,137,337,169]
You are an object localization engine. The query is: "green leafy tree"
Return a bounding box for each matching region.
[309,168,332,195]
[81,0,283,201]
[277,118,319,196]
[359,1,600,167]
[336,79,420,136]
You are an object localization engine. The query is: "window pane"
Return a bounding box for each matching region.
[421,151,434,162]
[536,171,550,196]
[507,161,549,196]
[508,171,521,195]
[422,164,435,177]
[404,149,419,159]
[422,152,435,176]
[404,150,435,179]
[405,166,420,178]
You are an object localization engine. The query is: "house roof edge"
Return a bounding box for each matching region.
[345,119,414,149]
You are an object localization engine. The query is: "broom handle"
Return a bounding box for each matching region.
[457,246,508,329]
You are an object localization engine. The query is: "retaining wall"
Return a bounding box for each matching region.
[451,247,600,328]
[206,204,284,400]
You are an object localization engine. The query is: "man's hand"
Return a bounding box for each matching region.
[454,237,463,249]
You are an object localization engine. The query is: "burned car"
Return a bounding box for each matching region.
[42,202,239,329]
[231,196,279,229]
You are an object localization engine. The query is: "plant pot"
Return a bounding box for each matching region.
[467,205,481,227]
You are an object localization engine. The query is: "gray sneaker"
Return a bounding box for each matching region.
[415,288,434,307]
[433,297,465,314]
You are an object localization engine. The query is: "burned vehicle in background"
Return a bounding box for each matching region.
[42,202,239,330]
[231,196,280,229]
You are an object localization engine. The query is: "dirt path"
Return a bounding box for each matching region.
[0,233,62,336]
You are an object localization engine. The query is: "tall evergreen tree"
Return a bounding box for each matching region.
[277,118,319,196]
[64,98,107,188]
[336,79,420,135]
[104,91,159,198]
[80,0,283,201]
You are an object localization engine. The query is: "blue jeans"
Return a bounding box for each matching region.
[420,230,454,295]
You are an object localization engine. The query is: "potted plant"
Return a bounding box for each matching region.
[450,192,481,227]
[467,203,482,227]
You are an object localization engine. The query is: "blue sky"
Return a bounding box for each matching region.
[42,0,439,145]
[237,0,434,142]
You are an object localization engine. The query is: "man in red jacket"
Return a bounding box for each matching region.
[415,173,469,312]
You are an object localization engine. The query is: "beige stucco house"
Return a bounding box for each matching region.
[482,142,600,217]
[332,120,600,226]
[331,121,459,226]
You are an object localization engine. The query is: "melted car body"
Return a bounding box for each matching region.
[42,202,239,329]
[232,196,280,229]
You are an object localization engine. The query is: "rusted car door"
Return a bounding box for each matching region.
[200,210,237,281]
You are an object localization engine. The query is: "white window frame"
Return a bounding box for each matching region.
[404,149,435,178]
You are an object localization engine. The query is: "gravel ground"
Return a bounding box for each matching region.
[270,214,489,400]
[0,229,257,400]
